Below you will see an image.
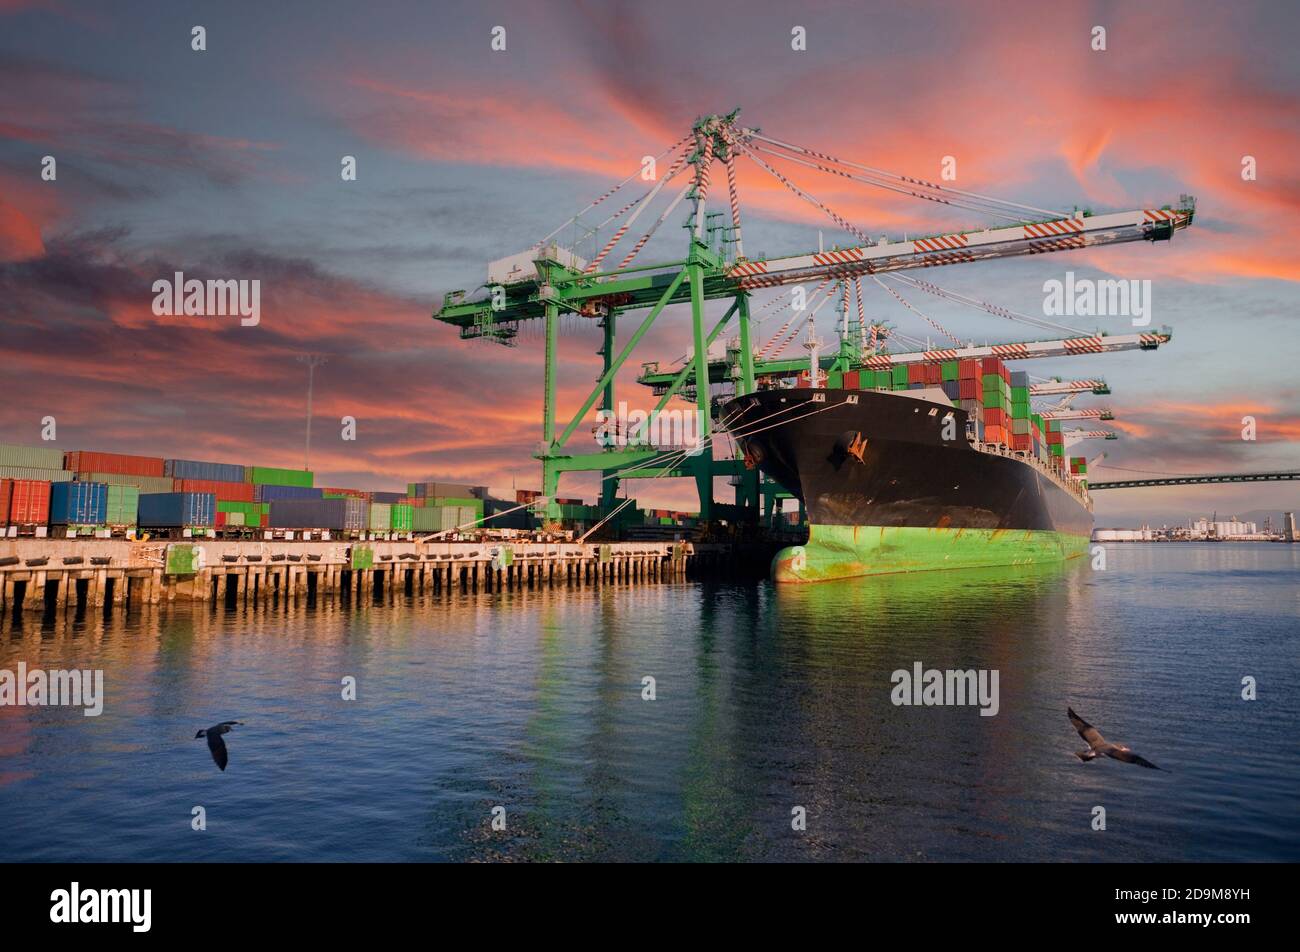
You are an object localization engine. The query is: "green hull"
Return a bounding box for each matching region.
[773,524,1090,584]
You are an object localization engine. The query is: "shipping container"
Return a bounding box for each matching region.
[164,458,246,483]
[105,485,140,526]
[370,491,406,504]
[842,370,860,389]
[0,442,65,470]
[390,503,414,532]
[137,492,216,527]
[320,486,368,499]
[411,506,442,533]
[268,497,366,531]
[941,361,959,382]
[254,484,323,503]
[176,478,255,501]
[6,479,51,524]
[891,365,909,387]
[439,507,460,532]
[0,465,73,482]
[0,479,10,523]
[64,451,164,477]
[245,466,313,488]
[76,471,174,492]
[367,502,391,531]
[958,359,980,380]
[409,481,475,499]
[50,481,108,525]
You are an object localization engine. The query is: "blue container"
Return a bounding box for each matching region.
[370,491,406,504]
[50,481,108,525]
[254,484,324,503]
[163,458,246,483]
[137,491,216,527]
[1010,371,1029,387]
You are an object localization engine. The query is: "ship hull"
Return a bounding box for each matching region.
[725,388,1093,583]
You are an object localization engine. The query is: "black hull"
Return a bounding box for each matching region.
[726,388,1093,537]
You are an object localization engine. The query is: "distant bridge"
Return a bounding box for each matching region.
[1088,470,1300,490]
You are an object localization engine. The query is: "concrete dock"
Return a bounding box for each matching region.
[0,538,729,619]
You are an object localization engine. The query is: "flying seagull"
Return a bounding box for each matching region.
[1068,708,1161,770]
[195,721,244,771]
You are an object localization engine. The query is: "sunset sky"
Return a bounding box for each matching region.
[2,0,1298,525]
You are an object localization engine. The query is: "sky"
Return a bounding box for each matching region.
[1,0,1298,525]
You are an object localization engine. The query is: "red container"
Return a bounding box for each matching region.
[1047,430,1063,445]
[175,478,254,501]
[842,370,860,389]
[322,486,368,499]
[924,363,942,385]
[516,490,541,504]
[63,451,164,477]
[984,408,1007,429]
[958,379,978,400]
[215,511,227,528]
[1010,433,1031,451]
[958,359,980,380]
[907,364,926,384]
[980,357,1002,375]
[0,479,11,523]
[7,479,51,524]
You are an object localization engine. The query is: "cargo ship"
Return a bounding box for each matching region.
[725,359,1094,583]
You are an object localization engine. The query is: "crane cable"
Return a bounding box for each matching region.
[741,129,1069,220]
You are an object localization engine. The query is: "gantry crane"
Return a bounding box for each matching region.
[432,110,1194,521]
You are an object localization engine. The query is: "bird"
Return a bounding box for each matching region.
[1068,708,1161,770]
[195,721,244,771]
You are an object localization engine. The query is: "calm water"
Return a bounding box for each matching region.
[2,543,1297,862]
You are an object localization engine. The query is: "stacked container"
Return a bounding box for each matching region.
[50,482,109,527]
[76,471,173,493]
[64,451,164,477]
[368,502,391,532]
[268,497,366,531]
[4,479,51,527]
[105,485,140,527]
[254,484,322,503]
[137,492,216,528]
[165,459,246,482]
[245,466,312,488]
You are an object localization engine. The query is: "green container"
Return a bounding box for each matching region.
[246,466,312,488]
[1047,419,1063,433]
[217,500,259,517]
[981,373,1003,391]
[1012,386,1030,402]
[411,506,442,533]
[891,365,908,386]
[1011,401,1031,418]
[367,502,391,531]
[0,443,66,469]
[982,391,1008,410]
[941,361,959,382]
[390,503,413,531]
[0,465,73,481]
[105,485,139,525]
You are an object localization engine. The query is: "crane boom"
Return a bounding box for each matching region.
[1040,407,1114,421]
[1064,429,1118,445]
[1029,378,1109,395]
[727,207,1192,290]
[859,330,1170,369]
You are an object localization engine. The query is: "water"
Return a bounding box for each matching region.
[2,543,1296,862]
